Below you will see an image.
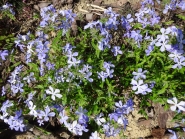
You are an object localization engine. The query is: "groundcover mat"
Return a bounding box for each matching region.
[0,0,185,138]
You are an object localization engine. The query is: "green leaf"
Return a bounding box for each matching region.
[176,14,185,20]
[158,83,168,95]
[164,20,174,25]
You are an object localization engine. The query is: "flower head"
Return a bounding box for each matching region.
[167,97,185,112]
[45,86,62,100]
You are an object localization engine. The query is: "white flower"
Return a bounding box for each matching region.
[66,120,83,135]
[89,131,101,139]
[167,97,185,111]
[45,86,62,101]
[28,101,37,117]
[95,113,106,126]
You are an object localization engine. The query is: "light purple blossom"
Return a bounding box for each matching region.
[66,120,87,135]
[103,123,120,137]
[0,50,8,60]
[168,129,178,139]
[172,57,185,69]
[23,72,36,84]
[167,97,185,111]
[157,28,170,42]
[117,115,128,129]
[131,79,151,95]
[59,109,68,126]
[111,46,123,56]
[168,49,184,62]
[45,86,62,101]
[95,113,106,126]
[28,101,37,117]
[155,40,171,52]
[89,131,101,139]
[132,68,147,80]
[37,106,55,122]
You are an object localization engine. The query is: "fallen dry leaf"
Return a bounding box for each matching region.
[151,128,166,138]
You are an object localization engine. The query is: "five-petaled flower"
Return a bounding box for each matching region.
[45,86,62,100]
[167,97,185,112]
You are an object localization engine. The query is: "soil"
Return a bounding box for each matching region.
[0,0,185,139]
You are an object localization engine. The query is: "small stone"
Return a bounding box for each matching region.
[86,13,94,22]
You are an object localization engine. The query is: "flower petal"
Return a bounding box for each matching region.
[170,105,177,111]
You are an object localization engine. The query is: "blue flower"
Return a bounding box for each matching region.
[155,39,171,52]
[95,113,106,125]
[168,49,184,62]
[172,56,185,69]
[11,82,24,94]
[59,9,76,22]
[168,129,178,139]
[97,71,107,81]
[23,72,36,84]
[37,106,55,122]
[111,46,123,56]
[84,21,100,29]
[1,86,6,96]
[145,45,154,56]
[132,68,147,80]
[59,109,68,126]
[117,115,128,130]
[131,79,151,95]
[0,50,8,60]
[1,100,13,113]
[66,120,88,135]
[177,1,185,10]
[89,131,101,139]
[67,57,81,68]
[103,122,120,137]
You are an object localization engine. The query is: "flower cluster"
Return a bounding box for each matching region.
[163,0,185,14]
[97,62,115,81]
[131,68,154,95]
[93,99,134,137]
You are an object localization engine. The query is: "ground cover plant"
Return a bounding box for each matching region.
[0,0,185,138]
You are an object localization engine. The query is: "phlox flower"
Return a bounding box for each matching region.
[95,113,106,126]
[131,79,149,95]
[117,115,128,130]
[132,68,147,80]
[59,109,68,126]
[155,40,171,52]
[84,21,100,29]
[111,46,123,56]
[37,106,55,122]
[157,28,170,42]
[67,57,81,68]
[177,30,185,49]
[28,101,37,117]
[66,120,85,135]
[75,106,88,117]
[0,50,8,60]
[103,123,120,137]
[168,49,184,62]
[0,100,13,113]
[172,57,185,69]
[168,129,178,139]
[45,86,62,101]
[97,71,107,81]
[167,97,185,111]
[90,131,101,139]
[177,1,185,10]
[103,61,115,69]
[1,86,6,96]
